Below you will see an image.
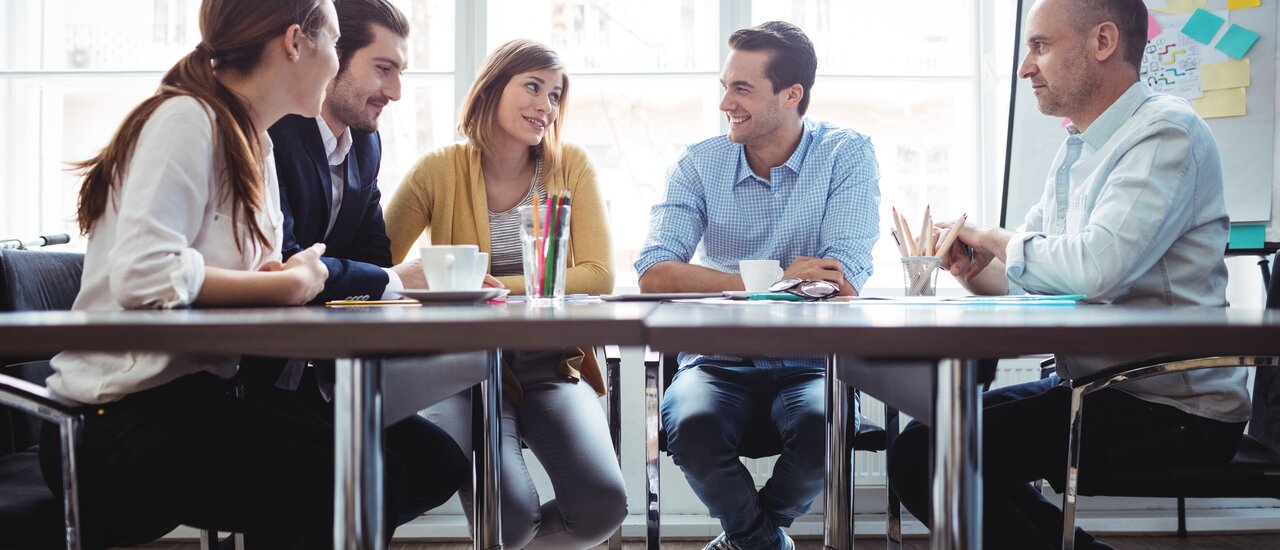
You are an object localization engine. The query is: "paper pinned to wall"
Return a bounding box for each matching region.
[1226,0,1261,10]
[1141,32,1204,99]
[1201,59,1251,90]
[1155,0,1207,14]
[1192,87,1247,118]
[1215,24,1261,59]
[1147,11,1163,41]
[1181,8,1226,44]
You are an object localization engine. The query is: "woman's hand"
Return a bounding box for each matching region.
[282,243,329,304]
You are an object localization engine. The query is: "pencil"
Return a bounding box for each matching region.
[891,207,907,256]
[918,205,932,256]
[933,213,968,259]
[898,209,918,256]
[890,227,907,257]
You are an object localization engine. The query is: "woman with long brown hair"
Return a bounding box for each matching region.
[37,1,424,547]
[384,39,625,549]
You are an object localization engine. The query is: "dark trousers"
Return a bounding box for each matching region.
[886,374,1245,550]
[39,371,467,550]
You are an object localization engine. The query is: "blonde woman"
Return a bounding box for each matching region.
[385,39,624,549]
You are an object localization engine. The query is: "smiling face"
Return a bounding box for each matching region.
[719,49,786,147]
[1018,0,1099,119]
[492,68,563,148]
[324,23,407,132]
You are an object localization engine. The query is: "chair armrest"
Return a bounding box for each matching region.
[0,364,83,423]
[1072,355,1280,396]
[603,345,622,365]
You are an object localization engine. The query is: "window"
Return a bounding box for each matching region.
[0,0,1016,294]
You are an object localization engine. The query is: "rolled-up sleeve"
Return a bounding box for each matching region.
[634,151,707,277]
[108,99,214,309]
[819,136,880,292]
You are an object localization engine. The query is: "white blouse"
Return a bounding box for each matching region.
[48,96,283,404]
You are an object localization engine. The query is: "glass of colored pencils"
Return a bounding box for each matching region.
[519,194,571,304]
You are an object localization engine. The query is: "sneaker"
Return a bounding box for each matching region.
[777,529,795,550]
[703,532,742,550]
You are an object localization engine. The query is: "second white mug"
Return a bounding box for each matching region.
[739,259,784,292]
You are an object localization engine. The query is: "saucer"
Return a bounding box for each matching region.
[397,288,508,303]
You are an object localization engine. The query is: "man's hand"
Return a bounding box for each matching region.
[784,256,846,287]
[936,222,989,284]
[482,274,505,289]
[392,259,427,289]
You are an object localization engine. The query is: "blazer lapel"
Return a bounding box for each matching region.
[468,144,491,253]
[299,120,335,238]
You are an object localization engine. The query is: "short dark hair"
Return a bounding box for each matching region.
[334,0,409,74]
[728,21,818,116]
[1072,0,1147,69]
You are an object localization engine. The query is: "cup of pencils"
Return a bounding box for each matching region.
[519,195,571,304]
[890,205,966,297]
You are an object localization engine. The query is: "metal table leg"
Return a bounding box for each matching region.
[825,354,852,550]
[473,349,504,550]
[931,359,982,550]
[644,349,662,550]
[334,358,385,550]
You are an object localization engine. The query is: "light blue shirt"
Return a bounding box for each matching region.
[636,118,881,370]
[1007,82,1249,423]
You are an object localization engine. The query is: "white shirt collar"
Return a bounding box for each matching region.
[315,114,353,167]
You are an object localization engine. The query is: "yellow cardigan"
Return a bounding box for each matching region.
[384,141,615,398]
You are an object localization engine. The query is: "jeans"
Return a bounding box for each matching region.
[661,363,852,550]
[422,350,628,549]
[886,374,1246,550]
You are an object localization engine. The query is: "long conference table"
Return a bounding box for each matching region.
[2,300,1279,550]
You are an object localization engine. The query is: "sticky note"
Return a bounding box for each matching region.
[1147,11,1162,41]
[1155,0,1206,14]
[1180,9,1225,44]
[1201,60,1251,90]
[1227,0,1261,10]
[1215,24,1260,59]
[1191,87,1246,118]
[1229,225,1265,249]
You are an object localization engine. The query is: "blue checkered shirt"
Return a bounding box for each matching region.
[635,118,881,370]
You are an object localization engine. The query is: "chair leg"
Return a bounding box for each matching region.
[606,347,623,550]
[884,405,902,550]
[644,349,661,550]
[1061,388,1085,550]
[59,416,83,550]
[198,530,218,550]
[1176,497,1188,538]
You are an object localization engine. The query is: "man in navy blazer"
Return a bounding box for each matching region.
[233,2,467,546]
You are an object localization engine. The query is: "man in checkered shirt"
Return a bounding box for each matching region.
[635,21,881,550]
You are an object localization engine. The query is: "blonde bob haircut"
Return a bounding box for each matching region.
[458,39,569,175]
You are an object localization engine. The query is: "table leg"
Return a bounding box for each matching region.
[334,358,385,550]
[824,354,852,550]
[473,349,504,550]
[931,359,982,550]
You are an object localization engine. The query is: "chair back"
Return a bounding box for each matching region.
[0,249,85,454]
[1251,254,1280,454]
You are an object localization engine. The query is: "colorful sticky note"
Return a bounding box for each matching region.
[1180,9,1225,45]
[1201,60,1251,90]
[1227,0,1261,10]
[1191,87,1246,119]
[1229,224,1266,250]
[1147,11,1162,41]
[1154,0,1207,14]
[1215,24,1260,59]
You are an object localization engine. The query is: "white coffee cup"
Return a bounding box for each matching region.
[740,259,784,292]
[420,245,484,291]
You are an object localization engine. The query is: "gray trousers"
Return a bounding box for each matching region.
[422,352,628,549]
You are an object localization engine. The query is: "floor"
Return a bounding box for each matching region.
[130,533,1280,549]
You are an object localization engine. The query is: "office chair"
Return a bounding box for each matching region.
[0,248,228,550]
[1053,255,1280,550]
[642,350,893,550]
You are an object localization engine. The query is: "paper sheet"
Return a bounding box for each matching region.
[1215,24,1260,59]
[1201,59,1251,90]
[1154,0,1207,14]
[1226,0,1261,10]
[1141,32,1204,99]
[1192,87,1247,118]
[1181,8,1225,44]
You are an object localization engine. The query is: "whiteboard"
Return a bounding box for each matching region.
[1002,0,1277,229]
